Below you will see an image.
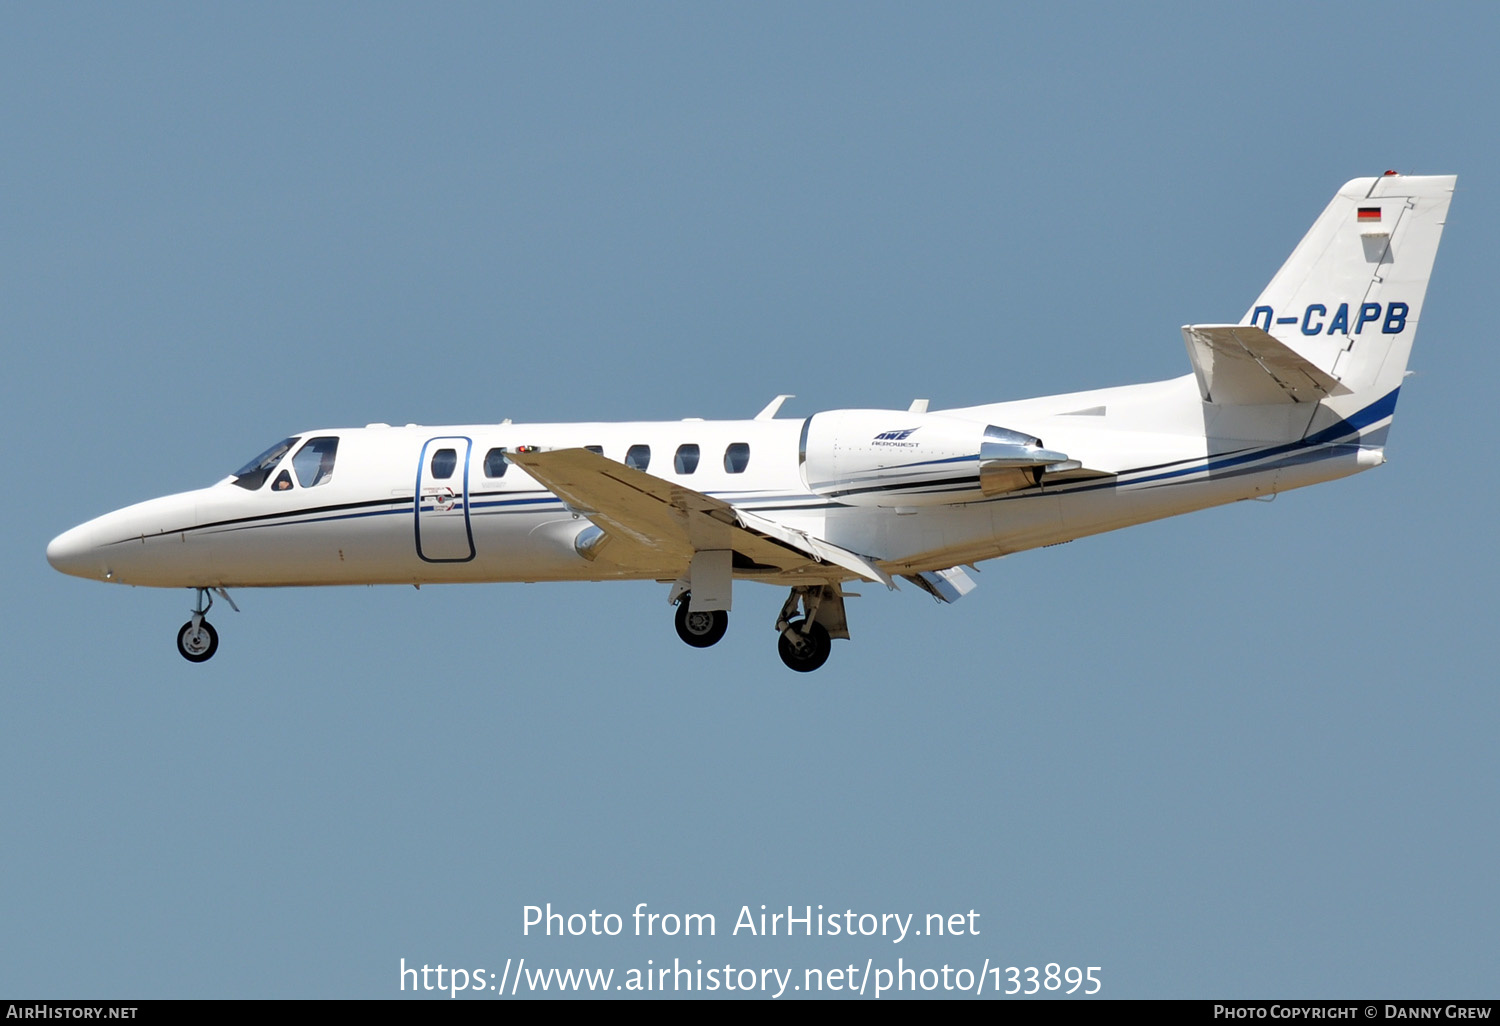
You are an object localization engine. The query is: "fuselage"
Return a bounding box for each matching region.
[45,372,1389,593]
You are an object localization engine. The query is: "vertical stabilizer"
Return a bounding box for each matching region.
[1243,174,1454,438]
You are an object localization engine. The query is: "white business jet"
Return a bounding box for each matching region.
[47,174,1454,671]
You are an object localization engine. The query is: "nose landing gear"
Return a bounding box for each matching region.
[175,587,238,663]
[177,619,218,662]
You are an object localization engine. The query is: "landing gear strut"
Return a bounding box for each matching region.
[775,585,840,672]
[673,592,729,648]
[176,587,237,663]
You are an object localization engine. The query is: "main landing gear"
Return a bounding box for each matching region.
[775,586,836,673]
[176,587,238,663]
[670,583,846,672]
[673,592,729,648]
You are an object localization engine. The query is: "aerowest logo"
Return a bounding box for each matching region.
[873,428,920,448]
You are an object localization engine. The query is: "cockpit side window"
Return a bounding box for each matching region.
[272,469,294,492]
[232,436,300,490]
[292,437,340,488]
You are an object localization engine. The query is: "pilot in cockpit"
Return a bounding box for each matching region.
[311,447,336,487]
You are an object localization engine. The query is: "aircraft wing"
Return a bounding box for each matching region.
[503,448,894,587]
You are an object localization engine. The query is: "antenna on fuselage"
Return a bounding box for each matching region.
[755,395,795,420]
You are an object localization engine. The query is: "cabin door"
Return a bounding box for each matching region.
[415,436,475,562]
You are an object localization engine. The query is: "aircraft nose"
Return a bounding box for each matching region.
[46,522,102,579]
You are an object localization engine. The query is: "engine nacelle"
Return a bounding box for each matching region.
[798,410,1074,506]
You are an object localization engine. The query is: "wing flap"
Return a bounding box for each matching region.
[902,565,978,603]
[736,508,895,587]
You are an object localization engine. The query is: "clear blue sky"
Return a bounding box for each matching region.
[4,1,1496,998]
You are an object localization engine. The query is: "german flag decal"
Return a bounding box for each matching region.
[1357,207,1382,222]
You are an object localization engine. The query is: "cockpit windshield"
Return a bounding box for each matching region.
[232,436,300,490]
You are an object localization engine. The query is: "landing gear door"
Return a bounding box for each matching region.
[415,436,475,562]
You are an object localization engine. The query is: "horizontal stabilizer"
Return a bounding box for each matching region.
[1182,323,1349,405]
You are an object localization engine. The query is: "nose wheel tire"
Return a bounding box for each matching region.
[674,596,729,648]
[777,618,831,672]
[177,620,219,663]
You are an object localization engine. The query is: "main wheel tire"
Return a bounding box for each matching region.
[777,618,831,672]
[674,597,729,648]
[177,620,219,663]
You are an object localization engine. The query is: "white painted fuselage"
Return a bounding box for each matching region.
[45,374,1386,592]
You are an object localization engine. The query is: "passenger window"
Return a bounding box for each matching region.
[584,445,603,455]
[272,469,294,492]
[292,437,339,488]
[483,448,508,478]
[625,445,651,471]
[674,444,700,474]
[430,448,458,480]
[724,442,750,473]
